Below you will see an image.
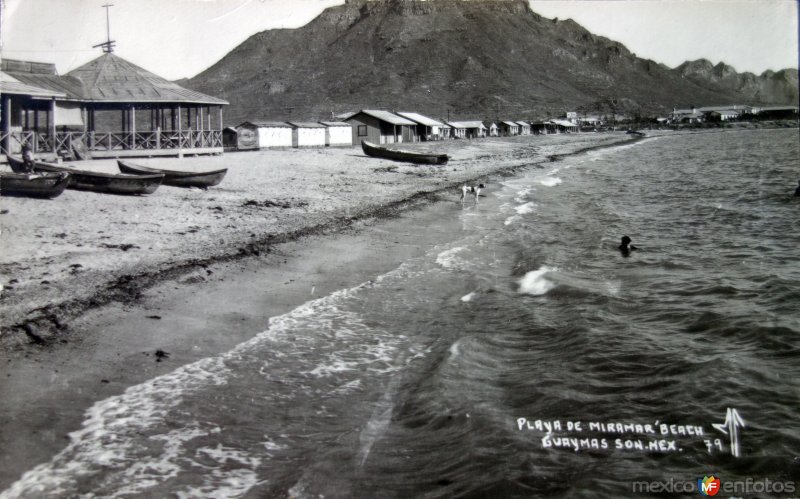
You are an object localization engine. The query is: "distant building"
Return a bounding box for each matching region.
[516,121,531,135]
[319,121,353,147]
[288,122,326,148]
[222,127,238,150]
[447,122,467,139]
[753,106,799,119]
[706,110,741,121]
[396,112,445,141]
[547,119,580,133]
[236,121,293,149]
[483,121,499,137]
[577,115,602,126]
[670,107,705,124]
[439,123,453,139]
[448,121,486,138]
[345,110,417,145]
[498,121,519,136]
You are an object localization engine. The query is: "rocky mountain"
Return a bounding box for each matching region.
[675,59,799,105]
[183,0,799,124]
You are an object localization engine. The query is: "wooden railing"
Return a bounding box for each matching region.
[1,130,222,155]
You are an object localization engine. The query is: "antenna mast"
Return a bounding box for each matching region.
[92,4,116,53]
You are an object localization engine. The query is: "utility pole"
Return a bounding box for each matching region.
[92,4,116,53]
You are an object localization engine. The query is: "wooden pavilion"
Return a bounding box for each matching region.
[2,53,228,159]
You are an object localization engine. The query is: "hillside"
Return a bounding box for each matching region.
[183,0,799,124]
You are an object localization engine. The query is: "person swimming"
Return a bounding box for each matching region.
[619,236,638,257]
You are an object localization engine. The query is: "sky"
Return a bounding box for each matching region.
[1,0,798,81]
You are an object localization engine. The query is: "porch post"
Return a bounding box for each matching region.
[49,98,57,154]
[218,107,223,148]
[2,95,10,154]
[130,105,136,149]
[177,105,183,157]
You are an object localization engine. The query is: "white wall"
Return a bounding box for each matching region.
[258,127,292,148]
[296,127,326,147]
[327,126,352,146]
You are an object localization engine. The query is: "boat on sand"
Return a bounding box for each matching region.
[0,171,71,199]
[361,140,449,165]
[117,159,227,188]
[7,156,163,196]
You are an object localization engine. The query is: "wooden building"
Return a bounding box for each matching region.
[498,121,520,136]
[447,122,467,139]
[483,121,499,137]
[289,122,326,148]
[516,121,531,135]
[345,110,417,145]
[236,121,293,149]
[222,127,238,150]
[448,121,486,139]
[1,70,67,156]
[547,119,580,133]
[2,54,228,158]
[396,112,445,141]
[319,121,353,147]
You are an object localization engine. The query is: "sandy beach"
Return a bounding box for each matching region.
[0,132,641,489]
[0,132,633,346]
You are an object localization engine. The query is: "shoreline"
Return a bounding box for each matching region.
[0,132,639,489]
[0,126,792,490]
[0,132,636,348]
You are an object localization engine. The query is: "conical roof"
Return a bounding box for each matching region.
[66,53,227,105]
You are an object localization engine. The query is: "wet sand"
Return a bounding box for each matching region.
[0,132,636,490]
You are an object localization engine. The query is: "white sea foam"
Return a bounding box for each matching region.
[519,266,558,295]
[460,292,476,302]
[514,188,531,203]
[504,215,520,226]
[538,177,562,187]
[449,341,461,359]
[436,246,467,269]
[515,202,537,215]
[1,268,408,498]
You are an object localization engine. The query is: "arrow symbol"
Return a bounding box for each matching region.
[713,408,745,457]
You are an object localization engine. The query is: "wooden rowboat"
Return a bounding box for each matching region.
[361,140,449,165]
[7,156,163,196]
[0,171,71,199]
[117,160,227,188]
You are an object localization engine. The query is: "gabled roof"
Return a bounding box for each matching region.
[319,121,350,127]
[238,121,292,128]
[396,112,443,127]
[5,72,82,99]
[0,71,66,98]
[350,110,416,126]
[501,121,519,127]
[448,121,486,129]
[515,121,531,127]
[65,53,228,105]
[288,121,325,128]
[548,119,579,127]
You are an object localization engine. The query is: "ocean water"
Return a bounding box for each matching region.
[3,129,799,498]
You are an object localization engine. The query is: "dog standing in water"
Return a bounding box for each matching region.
[461,183,485,203]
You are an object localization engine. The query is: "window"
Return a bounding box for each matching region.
[357,125,367,137]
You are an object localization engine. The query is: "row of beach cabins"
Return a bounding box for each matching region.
[228,110,580,150]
